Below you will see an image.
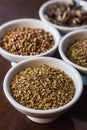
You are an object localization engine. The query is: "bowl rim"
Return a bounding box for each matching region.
[3,57,83,115]
[0,18,60,59]
[59,29,87,72]
[39,0,87,31]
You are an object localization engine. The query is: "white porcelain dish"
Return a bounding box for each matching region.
[59,29,87,74]
[0,18,60,63]
[39,0,87,34]
[3,57,83,124]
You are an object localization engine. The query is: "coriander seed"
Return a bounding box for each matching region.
[0,27,55,56]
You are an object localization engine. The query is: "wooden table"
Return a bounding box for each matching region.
[0,0,87,130]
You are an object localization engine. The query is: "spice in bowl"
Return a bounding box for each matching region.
[66,39,87,68]
[0,27,55,56]
[10,64,75,110]
[44,1,87,27]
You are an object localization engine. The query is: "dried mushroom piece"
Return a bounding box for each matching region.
[44,1,87,27]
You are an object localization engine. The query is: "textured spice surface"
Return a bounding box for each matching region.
[10,64,75,110]
[0,27,55,55]
[44,1,87,27]
[66,39,87,68]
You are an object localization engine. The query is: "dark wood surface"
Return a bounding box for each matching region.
[0,0,87,130]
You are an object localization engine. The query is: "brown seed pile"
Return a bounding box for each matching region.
[10,64,75,110]
[0,27,55,56]
[44,1,87,27]
[66,39,87,68]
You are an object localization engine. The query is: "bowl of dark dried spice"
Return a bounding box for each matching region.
[59,29,87,74]
[0,18,60,63]
[39,0,87,34]
[3,57,83,124]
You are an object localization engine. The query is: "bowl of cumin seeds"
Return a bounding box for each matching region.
[59,29,87,74]
[3,57,83,124]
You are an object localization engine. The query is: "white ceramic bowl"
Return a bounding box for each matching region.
[39,0,87,34]
[3,57,83,124]
[0,18,60,63]
[59,29,87,74]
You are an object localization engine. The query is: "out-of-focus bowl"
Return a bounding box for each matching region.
[39,0,87,34]
[0,18,60,63]
[59,29,87,74]
[3,57,83,124]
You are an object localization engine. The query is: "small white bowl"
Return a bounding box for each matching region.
[3,57,83,124]
[39,0,87,34]
[0,18,60,63]
[59,29,87,74]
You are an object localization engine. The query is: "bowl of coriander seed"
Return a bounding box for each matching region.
[39,0,87,34]
[3,57,83,124]
[0,18,60,65]
[59,29,87,74]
